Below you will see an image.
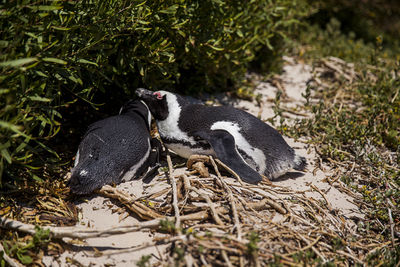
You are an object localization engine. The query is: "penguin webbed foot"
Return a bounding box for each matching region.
[187,154,210,178]
[141,162,161,184]
[187,154,210,169]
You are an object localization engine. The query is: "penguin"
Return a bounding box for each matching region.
[135,88,306,184]
[67,100,161,194]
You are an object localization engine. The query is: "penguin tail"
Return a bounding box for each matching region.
[293,155,307,171]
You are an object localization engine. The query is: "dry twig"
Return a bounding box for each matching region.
[98,185,163,220]
[388,206,396,248]
[210,156,242,240]
[310,184,333,211]
[0,206,229,240]
[182,174,224,226]
[166,151,181,232]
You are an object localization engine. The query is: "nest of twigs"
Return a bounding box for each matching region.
[1,151,379,266]
[129,153,377,266]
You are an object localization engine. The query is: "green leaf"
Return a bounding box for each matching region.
[0,89,10,95]
[51,26,71,31]
[28,95,52,102]
[0,40,9,48]
[159,5,179,14]
[0,148,11,164]
[15,137,30,153]
[25,32,38,39]
[0,58,38,67]
[139,64,144,76]
[32,174,44,182]
[211,0,224,4]
[35,71,48,77]
[17,253,33,265]
[265,38,274,50]
[42,58,67,65]
[137,20,150,25]
[177,30,186,38]
[208,44,224,51]
[28,5,62,11]
[68,75,83,85]
[275,6,287,11]
[0,160,3,186]
[77,59,98,67]
[0,120,29,139]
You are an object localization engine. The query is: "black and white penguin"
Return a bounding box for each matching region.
[67,100,160,194]
[135,88,306,184]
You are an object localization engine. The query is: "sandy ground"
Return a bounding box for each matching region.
[42,179,170,266]
[43,57,363,266]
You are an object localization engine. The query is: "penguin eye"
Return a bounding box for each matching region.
[153,92,163,100]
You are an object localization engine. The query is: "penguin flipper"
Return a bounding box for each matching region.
[142,138,163,183]
[192,130,262,184]
[150,138,163,164]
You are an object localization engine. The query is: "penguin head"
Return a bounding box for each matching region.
[135,88,169,120]
[68,157,117,195]
[67,168,101,195]
[67,169,96,195]
[119,99,151,129]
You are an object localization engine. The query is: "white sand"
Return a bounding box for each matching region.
[43,179,169,266]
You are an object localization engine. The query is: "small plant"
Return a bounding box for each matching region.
[205,231,213,238]
[246,231,260,254]
[268,89,284,127]
[182,227,195,237]
[268,254,283,267]
[366,246,400,266]
[136,254,151,267]
[173,246,185,266]
[331,237,345,252]
[2,226,50,265]
[159,219,176,234]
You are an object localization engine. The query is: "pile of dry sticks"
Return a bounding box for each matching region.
[1,151,390,266]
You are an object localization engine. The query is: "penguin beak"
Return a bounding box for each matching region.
[135,88,169,120]
[135,88,154,98]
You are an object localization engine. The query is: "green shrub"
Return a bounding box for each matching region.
[0,0,309,184]
[293,18,376,62]
[292,0,400,63]
[306,0,400,48]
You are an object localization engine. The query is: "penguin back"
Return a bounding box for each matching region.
[68,101,152,194]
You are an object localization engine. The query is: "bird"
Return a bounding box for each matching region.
[135,88,306,184]
[67,99,161,194]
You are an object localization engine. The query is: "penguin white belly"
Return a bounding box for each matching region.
[166,142,216,159]
[210,121,267,174]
